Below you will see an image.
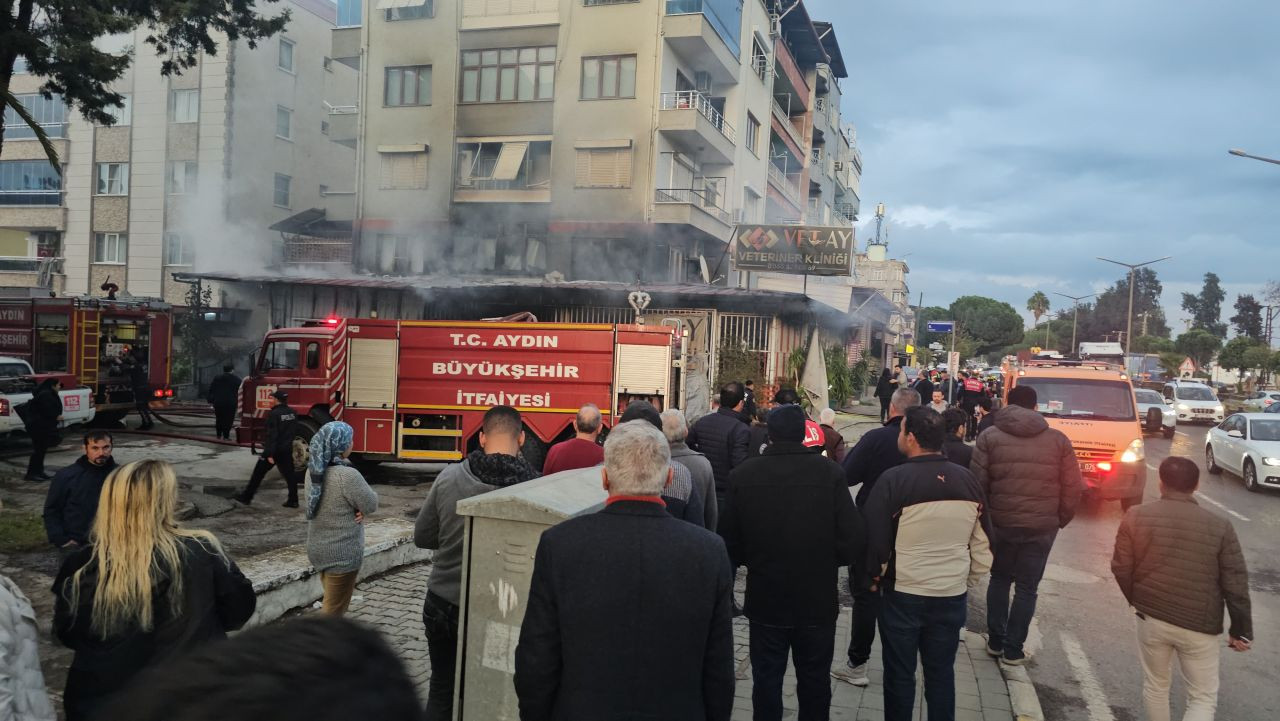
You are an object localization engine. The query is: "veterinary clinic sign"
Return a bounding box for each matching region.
[732,225,854,276]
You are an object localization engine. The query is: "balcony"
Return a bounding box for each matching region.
[454,140,553,203]
[653,185,733,238]
[331,25,361,69]
[658,91,736,165]
[284,238,353,266]
[325,102,358,148]
[662,0,740,84]
[767,163,801,203]
[835,200,859,224]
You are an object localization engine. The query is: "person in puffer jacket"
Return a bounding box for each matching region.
[687,383,750,524]
[970,385,1082,665]
[0,573,56,721]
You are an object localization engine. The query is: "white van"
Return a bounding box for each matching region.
[1161,380,1224,425]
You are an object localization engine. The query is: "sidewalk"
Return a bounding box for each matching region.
[331,562,1031,720]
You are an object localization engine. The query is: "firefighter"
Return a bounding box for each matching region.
[125,356,155,430]
[233,390,303,508]
[960,372,986,441]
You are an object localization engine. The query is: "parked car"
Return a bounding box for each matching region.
[0,356,96,436]
[1135,388,1176,438]
[1267,403,1280,415]
[1206,413,1280,492]
[1241,390,1280,413]
[1161,380,1225,425]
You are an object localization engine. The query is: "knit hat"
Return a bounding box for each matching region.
[619,400,662,430]
[767,405,806,443]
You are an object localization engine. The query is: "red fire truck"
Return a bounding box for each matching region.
[237,318,678,467]
[0,297,174,421]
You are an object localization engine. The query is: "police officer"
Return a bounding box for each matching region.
[233,390,303,508]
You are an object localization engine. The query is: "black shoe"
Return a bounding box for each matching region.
[232,493,253,505]
[282,498,299,508]
[24,473,49,482]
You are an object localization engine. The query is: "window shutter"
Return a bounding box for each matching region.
[587,149,616,188]
[380,152,428,189]
[379,153,396,189]
[575,149,591,187]
[614,147,632,188]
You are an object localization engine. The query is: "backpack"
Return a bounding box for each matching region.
[14,400,32,425]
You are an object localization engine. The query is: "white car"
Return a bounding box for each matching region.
[1134,388,1175,438]
[1206,413,1280,492]
[1161,380,1225,425]
[1241,390,1280,413]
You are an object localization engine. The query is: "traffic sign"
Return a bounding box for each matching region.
[905,344,915,354]
[926,321,955,333]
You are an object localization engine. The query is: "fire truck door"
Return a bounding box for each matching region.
[345,337,398,455]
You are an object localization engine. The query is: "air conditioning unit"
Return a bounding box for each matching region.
[833,161,844,171]
[769,12,781,36]
[694,71,713,94]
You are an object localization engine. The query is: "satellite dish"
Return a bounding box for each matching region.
[699,255,711,284]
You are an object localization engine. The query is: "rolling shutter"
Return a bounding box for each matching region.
[347,338,398,409]
[614,343,670,396]
[379,152,428,189]
[575,147,631,188]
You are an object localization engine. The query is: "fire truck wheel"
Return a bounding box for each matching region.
[290,419,320,470]
[520,428,548,473]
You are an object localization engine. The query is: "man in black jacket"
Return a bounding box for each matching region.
[863,407,993,721]
[233,391,303,507]
[125,356,154,430]
[941,407,973,469]
[43,431,116,553]
[515,421,735,721]
[834,387,920,687]
[721,404,863,721]
[687,382,750,524]
[206,364,242,440]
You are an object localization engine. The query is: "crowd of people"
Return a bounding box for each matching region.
[0,375,1255,721]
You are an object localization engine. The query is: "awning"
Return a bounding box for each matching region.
[456,135,552,144]
[573,139,632,149]
[491,142,529,181]
[376,144,429,153]
[375,0,429,9]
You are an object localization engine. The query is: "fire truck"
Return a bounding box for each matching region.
[237,318,678,467]
[0,297,174,421]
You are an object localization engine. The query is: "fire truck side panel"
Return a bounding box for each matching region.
[395,324,617,449]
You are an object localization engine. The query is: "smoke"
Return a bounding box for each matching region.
[175,172,275,276]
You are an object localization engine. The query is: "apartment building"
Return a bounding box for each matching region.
[0,0,354,307]
[315,0,863,289]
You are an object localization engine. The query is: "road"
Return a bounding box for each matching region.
[966,425,1280,721]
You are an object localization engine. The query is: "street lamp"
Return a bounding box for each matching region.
[1228,148,1280,166]
[1053,292,1096,355]
[1097,256,1171,359]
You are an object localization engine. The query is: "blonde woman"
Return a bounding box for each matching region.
[306,421,378,616]
[53,460,255,721]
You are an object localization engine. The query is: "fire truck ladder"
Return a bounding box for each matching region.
[79,315,100,387]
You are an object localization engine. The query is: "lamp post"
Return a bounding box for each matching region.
[1053,292,1096,355]
[1228,148,1280,166]
[1097,256,1171,359]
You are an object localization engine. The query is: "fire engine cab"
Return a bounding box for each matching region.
[238,318,678,467]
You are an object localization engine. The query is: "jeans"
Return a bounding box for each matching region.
[879,590,968,721]
[847,581,882,666]
[748,622,836,721]
[1137,614,1220,721]
[986,527,1057,658]
[423,591,460,721]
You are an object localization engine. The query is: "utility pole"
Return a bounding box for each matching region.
[1098,256,1171,359]
[1054,292,1096,357]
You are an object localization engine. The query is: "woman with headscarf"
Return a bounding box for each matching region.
[53,460,255,721]
[305,421,378,616]
[24,378,63,481]
[874,368,895,423]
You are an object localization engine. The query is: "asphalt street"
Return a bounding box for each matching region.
[966,425,1280,721]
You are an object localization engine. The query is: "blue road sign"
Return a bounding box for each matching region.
[926,321,956,333]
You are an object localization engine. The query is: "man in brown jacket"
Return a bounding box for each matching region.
[971,385,1082,664]
[1112,457,1252,721]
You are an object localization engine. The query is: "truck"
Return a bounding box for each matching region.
[0,356,96,435]
[0,297,174,423]
[237,318,679,468]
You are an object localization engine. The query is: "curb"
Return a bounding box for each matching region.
[963,630,1044,720]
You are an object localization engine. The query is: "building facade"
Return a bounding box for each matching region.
[0,0,354,307]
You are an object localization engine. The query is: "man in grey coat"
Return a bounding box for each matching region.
[414,406,540,721]
[662,408,718,530]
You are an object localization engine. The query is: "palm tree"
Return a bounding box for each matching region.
[1026,291,1050,325]
[1,91,62,172]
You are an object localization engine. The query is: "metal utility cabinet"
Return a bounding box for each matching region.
[452,467,607,720]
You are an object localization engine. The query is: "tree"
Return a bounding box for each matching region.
[1081,268,1171,342]
[1174,329,1222,369]
[1241,345,1273,373]
[1131,335,1175,354]
[1217,336,1264,372]
[1230,294,1264,341]
[1158,352,1187,378]
[1180,272,1228,338]
[914,306,952,348]
[1026,291,1050,326]
[0,0,289,163]
[949,296,1023,355]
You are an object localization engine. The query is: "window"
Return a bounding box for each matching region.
[321,120,330,135]
[384,66,431,106]
[461,46,555,103]
[574,147,631,188]
[305,342,321,369]
[276,106,292,139]
[170,89,199,123]
[93,233,127,264]
[580,55,636,100]
[104,95,131,126]
[273,173,291,207]
[2,94,66,139]
[261,341,301,372]
[385,0,433,20]
[323,56,333,72]
[95,163,129,195]
[456,141,551,190]
[336,0,361,26]
[165,232,194,266]
[751,37,769,82]
[13,56,29,74]
[584,0,639,4]
[379,151,429,189]
[746,113,760,155]
[1017,377,1137,421]
[278,38,295,72]
[168,161,198,195]
[0,161,61,205]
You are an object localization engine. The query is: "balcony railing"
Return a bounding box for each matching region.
[2,122,66,140]
[834,203,858,223]
[284,239,353,265]
[767,163,801,202]
[660,91,735,143]
[0,190,62,206]
[655,187,731,225]
[324,102,358,115]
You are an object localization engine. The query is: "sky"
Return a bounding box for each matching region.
[809,0,1280,333]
